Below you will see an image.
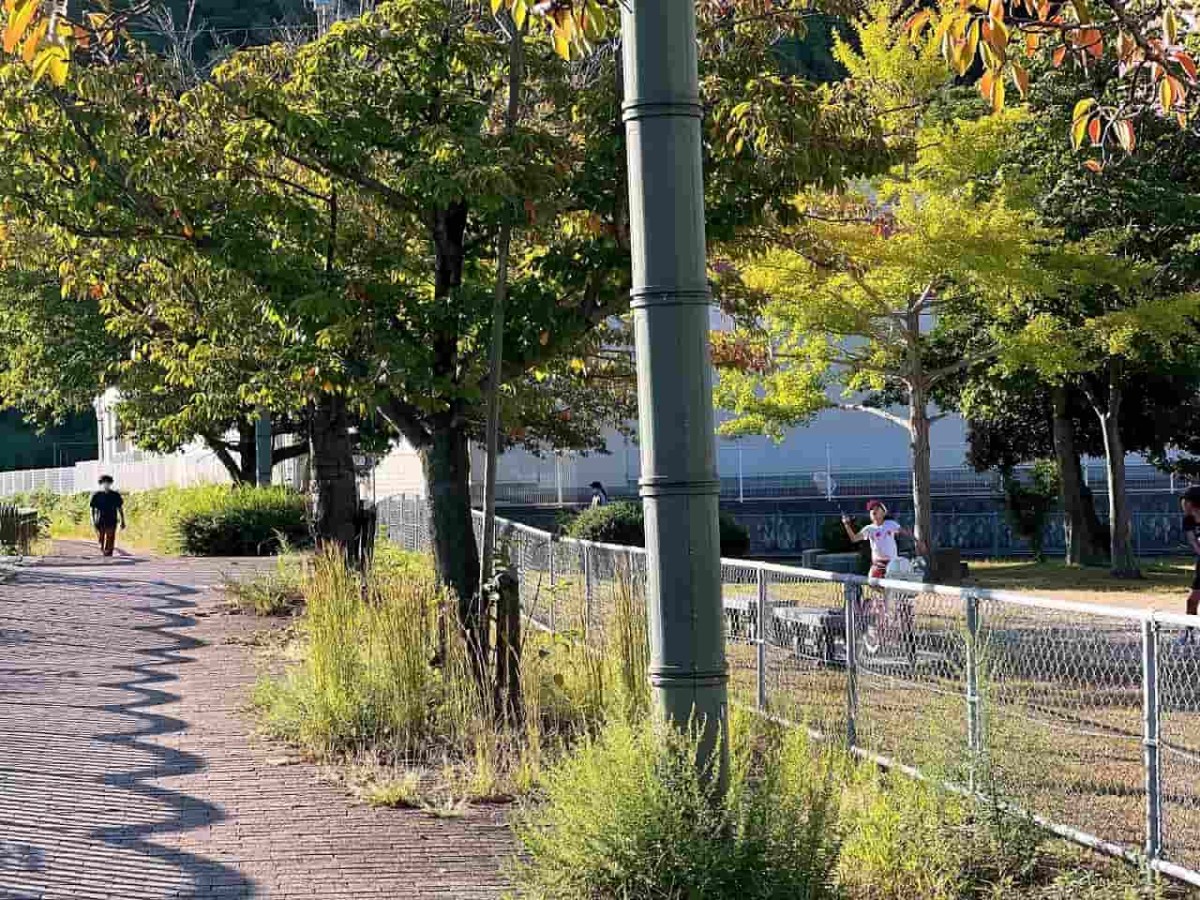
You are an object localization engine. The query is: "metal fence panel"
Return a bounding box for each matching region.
[376,493,1200,888]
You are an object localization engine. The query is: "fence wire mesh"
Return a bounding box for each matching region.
[375,494,1200,886]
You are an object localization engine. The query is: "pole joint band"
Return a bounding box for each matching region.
[639,478,721,498]
[649,666,730,688]
[630,287,713,310]
[622,99,704,122]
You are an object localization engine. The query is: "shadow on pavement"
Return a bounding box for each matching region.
[0,560,257,899]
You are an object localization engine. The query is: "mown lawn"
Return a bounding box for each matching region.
[968,557,1197,611]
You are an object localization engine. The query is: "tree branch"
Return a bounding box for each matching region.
[203,434,246,484]
[272,442,310,465]
[926,345,999,385]
[379,395,433,450]
[836,402,911,431]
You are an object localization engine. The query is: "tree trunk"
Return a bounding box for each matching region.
[909,391,934,554]
[420,417,480,631]
[1092,366,1140,578]
[904,308,934,555]
[309,393,361,562]
[236,421,258,486]
[1050,385,1107,566]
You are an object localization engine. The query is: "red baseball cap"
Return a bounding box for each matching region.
[865,500,885,511]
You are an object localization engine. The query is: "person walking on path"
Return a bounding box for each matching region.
[1178,486,1200,645]
[90,475,126,557]
[842,500,923,579]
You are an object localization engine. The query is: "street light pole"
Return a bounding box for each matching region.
[621,0,728,774]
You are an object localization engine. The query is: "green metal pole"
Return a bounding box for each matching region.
[621,0,728,776]
[255,409,272,487]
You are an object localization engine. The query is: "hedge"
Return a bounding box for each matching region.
[566,501,751,558]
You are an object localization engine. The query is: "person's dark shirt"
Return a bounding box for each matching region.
[90,491,124,528]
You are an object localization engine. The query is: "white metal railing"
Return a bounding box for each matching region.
[377,494,1200,886]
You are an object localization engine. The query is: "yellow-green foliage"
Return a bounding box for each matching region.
[714,107,1058,441]
[833,0,950,141]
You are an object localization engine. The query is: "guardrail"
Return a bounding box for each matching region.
[378,495,1200,885]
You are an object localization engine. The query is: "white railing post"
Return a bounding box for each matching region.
[1142,616,1163,862]
[757,564,768,710]
[843,580,859,748]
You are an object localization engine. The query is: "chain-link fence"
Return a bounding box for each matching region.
[376,494,1200,887]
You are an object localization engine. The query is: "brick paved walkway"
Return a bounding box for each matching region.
[0,544,512,899]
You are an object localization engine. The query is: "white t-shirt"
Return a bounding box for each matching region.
[858,520,901,562]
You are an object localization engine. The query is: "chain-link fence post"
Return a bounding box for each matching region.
[965,589,983,791]
[844,580,859,748]
[584,542,594,640]
[1142,615,1163,862]
[756,564,768,711]
[547,532,557,634]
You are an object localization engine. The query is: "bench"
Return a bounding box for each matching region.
[723,596,845,664]
[772,605,845,664]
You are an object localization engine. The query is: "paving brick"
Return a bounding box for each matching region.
[0,544,511,899]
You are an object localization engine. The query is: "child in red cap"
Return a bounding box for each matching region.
[842,500,921,579]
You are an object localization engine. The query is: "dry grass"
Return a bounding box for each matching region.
[969,558,1198,611]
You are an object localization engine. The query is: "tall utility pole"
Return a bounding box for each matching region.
[621,0,728,772]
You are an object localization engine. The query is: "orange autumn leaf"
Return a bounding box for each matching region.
[1012,63,1030,96]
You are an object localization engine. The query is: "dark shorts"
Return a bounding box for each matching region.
[1192,561,1200,591]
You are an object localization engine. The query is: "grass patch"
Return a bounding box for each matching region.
[969,558,1195,610]
[223,554,306,616]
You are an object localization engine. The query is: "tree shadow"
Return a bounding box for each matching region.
[0,565,257,899]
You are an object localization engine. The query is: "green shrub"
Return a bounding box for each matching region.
[566,501,753,558]
[171,486,310,556]
[1003,461,1059,562]
[515,712,841,900]
[565,500,645,545]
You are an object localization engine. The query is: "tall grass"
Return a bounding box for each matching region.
[254,545,648,802]
[515,711,841,900]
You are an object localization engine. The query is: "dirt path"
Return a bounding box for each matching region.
[0,543,512,899]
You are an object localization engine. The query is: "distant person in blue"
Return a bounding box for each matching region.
[90,475,126,558]
[1179,486,1200,644]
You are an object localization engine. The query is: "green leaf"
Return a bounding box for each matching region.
[1071,99,1096,149]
